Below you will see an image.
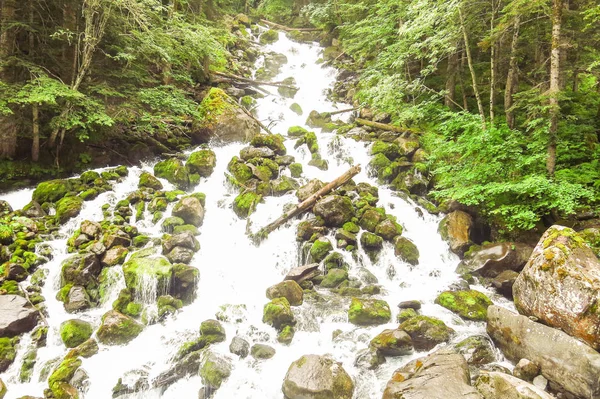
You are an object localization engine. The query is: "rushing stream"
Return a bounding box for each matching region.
[0,29,508,399]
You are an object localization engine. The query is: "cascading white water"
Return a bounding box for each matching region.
[0,29,510,399]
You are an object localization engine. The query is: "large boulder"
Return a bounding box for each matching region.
[487,305,600,398]
[61,253,102,290]
[266,281,304,306]
[439,211,473,256]
[456,242,533,278]
[55,196,84,224]
[122,256,173,295]
[154,158,190,190]
[313,195,354,227]
[32,179,71,203]
[186,149,217,178]
[513,225,600,350]
[475,371,554,399]
[96,310,143,345]
[0,295,39,337]
[194,88,260,143]
[382,349,482,399]
[282,355,354,399]
[348,298,391,326]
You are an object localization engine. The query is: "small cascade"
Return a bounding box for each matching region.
[0,28,513,399]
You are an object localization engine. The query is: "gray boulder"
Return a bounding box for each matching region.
[439,211,474,256]
[64,286,91,313]
[456,242,533,277]
[172,197,205,227]
[475,371,554,399]
[382,349,482,399]
[282,354,354,399]
[0,295,39,337]
[513,225,600,350]
[487,305,600,398]
[313,195,354,227]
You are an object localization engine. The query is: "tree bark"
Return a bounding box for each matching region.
[445,49,459,109]
[355,118,420,134]
[0,0,17,159]
[459,6,487,130]
[489,0,499,124]
[505,16,520,129]
[32,104,40,162]
[255,165,362,240]
[547,0,563,178]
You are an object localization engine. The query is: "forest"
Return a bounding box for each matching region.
[1,0,599,230]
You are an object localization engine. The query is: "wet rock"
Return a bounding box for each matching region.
[186,149,217,178]
[296,179,325,202]
[172,196,204,227]
[375,219,402,241]
[297,218,325,241]
[199,350,232,391]
[397,308,418,324]
[251,343,276,360]
[399,315,454,351]
[61,253,102,289]
[359,209,383,232]
[282,354,354,399]
[165,246,195,264]
[229,336,250,358]
[348,298,391,326]
[68,338,98,359]
[398,300,421,310]
[435,290,492,321]
[101,246,128,267]
[103,230,131,249]
[491,270,519,298]
[285,264,320,284]
[64,286,91,313]
[393,236,419,266]
[354,347,385,370]
[439,211,474,256]
[370,329,413,356]
[313,195,354,227]
[513,225,600,350]
[56,196,84,224]
[0,295,39,337]
[122,255,173,294]
[456,242,533,278]
[0,377,6,398]
[310,237,333,263]
[487,305,600,398]
[48,357,81,399]
[96,310,143,345]
[513,358,540,382]
[59,319,93,348]
[271,176,299,196]
[532,375,548,391]
[321,269,348,288]
[278,325,295,345]
[157,295,182,318]
[383,349,481,399]
[360,232,383,251]
[199,319,226,341]
[475,371,553,399]
[80,220,102,239]
[263,297,295,330]
[138,172,163,190]
[240,146,275,160]
[233,191,261,218]
[154,158,190,190]
[22,201,46,218]
[0,337,18,372]
[266,281,304,306]
[171,263,199,304]
[454,335,496,366]
[162,231,200,254]
[32,179,71,203]
[335,228,357,247]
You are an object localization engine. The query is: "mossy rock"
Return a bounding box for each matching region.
[251,133,286,156]
[370,141,401,160]
[132,235,151,247]
[157,294,183,318]
[259,29,279,44]
[454,335,496,365]
[80,171,100,184]
[80,188,99,201]
[393,236,419,266]
[154,158,190,190]
[271,176,299,196]
[290,103,303,115]
[55,196,84,224]
[369,328,413,356]
[359,209,383,232]
[435,290,492,321]
[320,269,349,288]
[199,350,232,390]
[348,297,391,326]
[397,308,418,324]
[360,232,383,250]
[375,219,403,241]
[287,126,309,137]
[263,297,295,330]
[399,315,454,350]
[96,310,144,345]
[59,319,93,348]
[122,256,173,295]
[0,337,18,373]
[32,179,72,203]
[186,149,217,178]
[48,357,81,397]
[233,192,262,218]
[172,224,200,236]
[0,224,13,245]
[138,172,163,190]
[323,252,348,272]
[289,162,303,178]
[266,280,304,306]
[368,153,391,176]
[310,237,333,263]
[161,216,185,233]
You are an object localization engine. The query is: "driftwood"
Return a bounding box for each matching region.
[355,118,421,135]
[213,71,297,90]
[260,19,321,32]
[323,107,357,117]
[254,165,362,241]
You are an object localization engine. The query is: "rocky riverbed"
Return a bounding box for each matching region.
[0,24,599,399]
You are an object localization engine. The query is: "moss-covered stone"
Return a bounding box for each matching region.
[55,196,84,224]
[370,328,413,356]
[157,295,183,318]
[435,290,492,321]
[287,126,309,137]
[32,179,71,203]
[289,162,303,178]
[122,256,173,295]
[271,176,299,196]
[397,308,418,324]
[161,216,185,233]
[199,350,232,390]
[393,236,419,266]
[320,269,349,288]
[370,141,401,160]
[375,218,403,241]
[266,280,304,306]
[48,357,81,399]
[360,232,383,250]
[399,315,454,350]
[259,29,279,44]
[59,319,93,348]
[251,133,286,155]
[154,158,190,190]
[263,297,295,330]
[227,157,253,184]
[96,310,144,345]
[0,337,18,372]
[186,149,217,178]
[368,153,391,176]
[233,192,261,218]
[290,103,303,115]
[323,252,348,271]
[278,325,295,345]
[348,297,391,326]
[310,237,333,262]
[138,172,163,190]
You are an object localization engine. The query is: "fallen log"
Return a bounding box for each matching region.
[260,19,322,32]
[322,107,357,117]
[213,71,297,90]
[253,165,361,242]
[355,118,421,135]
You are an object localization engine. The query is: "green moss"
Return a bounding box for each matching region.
[79,188,98,201]
[370,141,400,160]
[290,103,303,115]
[259,29,279,44]
[55,196,84,224]
[0,337,18,370]
[310,238,333,262]
[394,236,419,266]
[278,325,295,345]
[59,319,93,348]
[289,162,303,178]
[19,348,37,382]
[161,216,185,233]
[138,172,163,190]
[233,192,262,218]
[57,283,74,303]
[263,297,295,330]
[186,149,217,178]
[48,357,81,390]
[122,256,173,294]
[32,179,72,203]
[80,171,100,184]
[360,232,384,250]
[320,269,348,288]
[227,157,253,184]
[348,297,391,325]
[368,153,391,175]
[397,308,418,323]
[342,222,360,234]
[288,126,309,137]
[154,158,190,190]
[198,88,234,129]
[435,290,492,321]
